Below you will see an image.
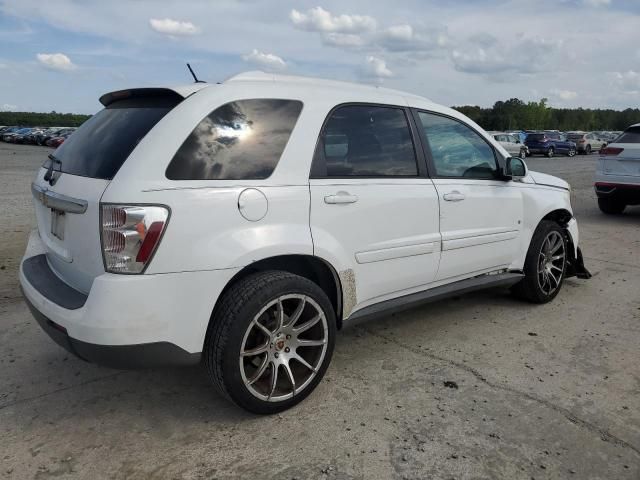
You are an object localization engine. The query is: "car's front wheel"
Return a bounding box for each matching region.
[512,221,567,303]
[204,271,336,414]
[519,148,527,159]
[567,147,576,157]
[546,147,555,158]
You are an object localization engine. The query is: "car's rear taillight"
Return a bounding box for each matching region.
[600,147,624,156]
[101,204,169,274]
[578,139,586,143]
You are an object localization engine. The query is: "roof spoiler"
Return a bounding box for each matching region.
[99,88,184,107]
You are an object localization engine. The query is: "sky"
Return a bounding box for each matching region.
[0,0,639,114]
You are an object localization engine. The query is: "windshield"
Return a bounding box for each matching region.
[44,96,179,180]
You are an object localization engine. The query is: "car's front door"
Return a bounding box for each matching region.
[309,104,441,313]
[413,111,523,282]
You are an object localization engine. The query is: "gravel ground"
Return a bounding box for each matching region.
[0,143,638,479]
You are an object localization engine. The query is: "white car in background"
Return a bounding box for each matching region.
[488,132,528,159]
[20,72,591,413]
[594,123,640,214]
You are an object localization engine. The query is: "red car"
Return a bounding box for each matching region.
[46,135,68,148]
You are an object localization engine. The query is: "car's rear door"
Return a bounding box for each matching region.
[309,104,441,313]
[413,110,523,282]
[32,92,181,293]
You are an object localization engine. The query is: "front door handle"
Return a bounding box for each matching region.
[324,191,359,204]
[443,191,465,202]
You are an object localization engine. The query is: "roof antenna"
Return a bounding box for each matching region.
[187,63,205,83]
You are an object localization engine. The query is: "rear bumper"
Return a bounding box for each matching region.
[594,182,640,204]
[20,230,240,368]
[22,293,199,369]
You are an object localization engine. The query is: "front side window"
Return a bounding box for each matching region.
[315,105,418,177]
[417,112,497,179]
[166,99,302,180]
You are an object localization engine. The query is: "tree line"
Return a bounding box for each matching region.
[452,98,640,132]
[2,98,639,132]
[0,111,91,128]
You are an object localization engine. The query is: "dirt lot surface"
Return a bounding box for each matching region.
[1,143,638,479]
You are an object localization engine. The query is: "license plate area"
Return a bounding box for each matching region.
[50,209,65,240]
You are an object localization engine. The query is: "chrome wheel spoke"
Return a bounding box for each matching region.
[247,355,269,385]
[293,354,317,373]
[275,300,285,332]
[283,361,296,396]
[254,320,272,337]
[241,341,269,357]
[293,314,321,334]
[268,362,279,399]
[297,338,326,347]
[287,297,306,328]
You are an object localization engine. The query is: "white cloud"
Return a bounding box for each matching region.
[361,56,393,80]
[241,49,287,70]
[1,103,18,111]
[613,70,640,94]
[36,53,75,71]
[290,7,376,33]
[322,33,365,47]
[550,89,578,100]
[149,18,200,36]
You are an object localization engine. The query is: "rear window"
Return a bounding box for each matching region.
[527,134,545,141]
[567,134,583,140]
[44,96,179,180]
[615,126,640,143]
[166,99,303,180]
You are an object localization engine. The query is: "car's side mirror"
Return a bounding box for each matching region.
[504,157,527,180]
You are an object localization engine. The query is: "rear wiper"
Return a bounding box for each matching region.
[44,154,62,185]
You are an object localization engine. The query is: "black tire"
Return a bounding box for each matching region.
[546,147,554,158]
[204,270,336,414]
[567,147,576,157]
[512,221,568,304]
[598,197,626,215]
[519,148,527,159]
[586,145,592,155]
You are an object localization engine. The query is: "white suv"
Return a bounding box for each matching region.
[20,72,590,413]
[594,124,640,214]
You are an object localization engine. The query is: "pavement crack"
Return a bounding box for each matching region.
[0,371,127,411]
[363,327,640,457]
[584,256,640,270]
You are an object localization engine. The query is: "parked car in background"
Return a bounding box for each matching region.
[525,132,577,157]
[12,128,38,144]
[2,127,32,143]
[38,128,75,146]
[567,132,607,155]
[594,123,640,214]
[488,132,528,158]
[46,133,71,148]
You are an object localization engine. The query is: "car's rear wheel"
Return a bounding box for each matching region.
[598,197,626,215]
[512,221,567,304]
[586,145,592,155]
[204,271,336,414]
[519,148,527,159]
[567,147,576,157]
[546,147,555,158]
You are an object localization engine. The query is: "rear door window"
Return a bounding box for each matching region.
[313,104,418,177]
[45,96,180,180]
[166,99,303,180]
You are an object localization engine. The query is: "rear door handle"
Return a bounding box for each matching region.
[443,191,465,202]
[324,191,359,204]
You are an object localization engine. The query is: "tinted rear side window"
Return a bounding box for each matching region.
[166,99,303,180]
[314,104,418,177]
[46,96,179,180]
[616,126,640,143]
[527,134,545,141]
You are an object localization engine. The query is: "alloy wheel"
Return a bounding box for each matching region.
[537,231,566,295]
[239,294,329,402]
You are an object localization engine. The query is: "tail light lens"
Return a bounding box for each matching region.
[101,204,169,274]
[600,147,624,156]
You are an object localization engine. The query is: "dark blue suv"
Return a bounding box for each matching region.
[525,132,577,157]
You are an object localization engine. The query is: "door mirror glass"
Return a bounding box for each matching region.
[505,157,527,179]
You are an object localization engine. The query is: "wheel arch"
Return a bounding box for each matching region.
[213,254,344,329]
